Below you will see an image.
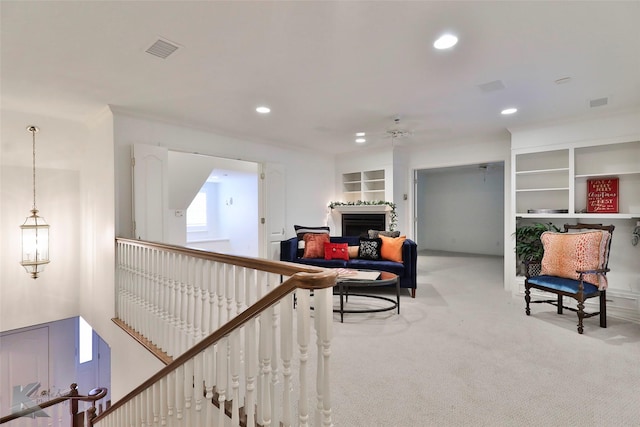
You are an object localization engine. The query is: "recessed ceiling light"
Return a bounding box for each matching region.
[256,106,271,114]
[434,34,458,50]
[356,132,366,137]
[355,138,366,144]
[501,108,518,115]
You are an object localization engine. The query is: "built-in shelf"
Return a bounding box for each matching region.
[516,167,570,175]
[516,187,570,192]
[341,169,387,202]
[575,171,640,179]
[514,141,640,218]
[516,213,639,219]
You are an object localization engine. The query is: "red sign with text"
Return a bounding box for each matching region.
[587,178,619,213]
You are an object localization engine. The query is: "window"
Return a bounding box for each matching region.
[187,191,208,230]
[78,316,92,364]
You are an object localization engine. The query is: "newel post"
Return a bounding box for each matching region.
[68,383,85,427]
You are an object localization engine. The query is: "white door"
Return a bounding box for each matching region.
[132,144,169,242]
[0,327,49,416]
[260,163,286,260]
[97,336,111,403]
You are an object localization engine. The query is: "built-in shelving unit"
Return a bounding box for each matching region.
[341,169,386,202]
[514,141,640,219]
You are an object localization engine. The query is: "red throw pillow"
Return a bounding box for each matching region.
[324,242,349,260]
[302,233,330,258]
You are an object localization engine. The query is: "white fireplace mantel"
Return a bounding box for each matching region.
[332,205,391,214]
[329,205,392,235]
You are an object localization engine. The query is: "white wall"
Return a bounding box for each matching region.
[416,164,505,255]
[0,110,84,332]
[80,109,164,401]
[113,111,336,241]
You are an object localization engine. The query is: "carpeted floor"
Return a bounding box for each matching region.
[328,250,640,426]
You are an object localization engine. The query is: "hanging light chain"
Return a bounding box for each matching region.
[27,125,38,213]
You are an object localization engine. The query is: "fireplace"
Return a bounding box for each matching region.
[342,214,386,237]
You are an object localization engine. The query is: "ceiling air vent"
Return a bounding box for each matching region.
[589,97,608,108]
[145,38,180,59]
[477,80,506,93]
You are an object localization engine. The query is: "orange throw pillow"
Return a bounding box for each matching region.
[540,230,611,289]
[347,246,359,259]
[379,235,406,263]
[302,233,330,258]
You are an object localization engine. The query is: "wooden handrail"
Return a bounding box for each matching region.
[93,263,337,425]
[0,383,108,424]
[117,237,326,278]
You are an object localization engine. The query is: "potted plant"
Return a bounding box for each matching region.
[514,222,559,275]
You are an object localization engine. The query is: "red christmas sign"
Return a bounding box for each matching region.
[587,178,619,213]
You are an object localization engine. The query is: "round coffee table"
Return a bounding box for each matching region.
[334,270,399,322]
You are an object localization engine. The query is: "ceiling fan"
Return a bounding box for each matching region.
[385,116,413,143]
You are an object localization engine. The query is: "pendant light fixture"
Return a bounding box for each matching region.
[20,125,50,279]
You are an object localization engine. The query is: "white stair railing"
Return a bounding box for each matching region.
[94,238,336,427]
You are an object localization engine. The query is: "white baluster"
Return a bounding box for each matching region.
[315,287,333,427]
[183,359,194,426]
[200,261,211,338]
[230,330,241,426]
[235,267,244,315]
[161,250,171,354]
[216,337,229,427]
[193,258,203,342]
[271,292,280,426]
[184,358,194,413]
[179,255,189,355]
[153,381,160,425]
[167,369,176,419]
[237,267,248,407]
[153,249,163,349]
[159,376,167,426]
[204,345,215,402]
[186,258,195,348]
[225,265,234,322]
[144,247,152,343]
[175,364,184,421]
[281,293,294,426]
[194,351,204,412]
[244,315,257,427]
[147,387,154,427]
[216,262,225,331]
[170,252,180,358]
[142,247,150,340]
[259,306,273,426]
[297,289,311,427]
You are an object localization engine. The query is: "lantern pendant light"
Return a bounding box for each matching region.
[20,125,50,279]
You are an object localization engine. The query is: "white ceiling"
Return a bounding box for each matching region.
[2,1,640,155]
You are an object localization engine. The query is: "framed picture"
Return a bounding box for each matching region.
[587,177,619,213]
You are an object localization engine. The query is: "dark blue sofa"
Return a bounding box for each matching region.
[280,236,418,297]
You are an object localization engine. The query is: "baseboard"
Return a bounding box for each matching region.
[112,318,173,365]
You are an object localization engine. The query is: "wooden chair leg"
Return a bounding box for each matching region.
[557,295,563,314]
[576,299,585,334]
[600,290,607,328]
[411,288,416,298]
[524,286,531,315]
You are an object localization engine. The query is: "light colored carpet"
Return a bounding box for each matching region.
[328,250,640,426]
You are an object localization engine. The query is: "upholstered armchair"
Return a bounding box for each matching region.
[524,223,614,334]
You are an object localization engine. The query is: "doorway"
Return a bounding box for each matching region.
[414,162,505,256]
